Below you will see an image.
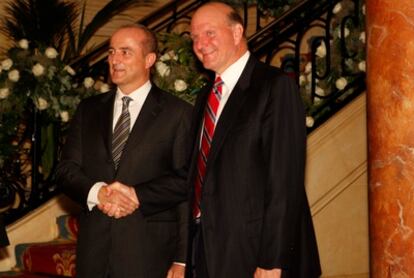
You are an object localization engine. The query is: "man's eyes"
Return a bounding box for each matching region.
[108,49,133,56]
[191,30,216,41]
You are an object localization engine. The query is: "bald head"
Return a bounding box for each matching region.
[191,2,248,74]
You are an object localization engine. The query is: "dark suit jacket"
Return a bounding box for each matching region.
[56,86,192,278]
[0,215,9,248]
[189,56,321,278]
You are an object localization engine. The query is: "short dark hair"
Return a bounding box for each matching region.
[117,24,158,55]
[228,8,244,28]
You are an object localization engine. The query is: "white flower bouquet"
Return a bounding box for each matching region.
[0,39,104,178]
[152,32,209,104]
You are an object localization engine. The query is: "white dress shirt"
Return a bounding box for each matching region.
[215,51,250,120]
[199,51,250,148]
[87,81,152,210]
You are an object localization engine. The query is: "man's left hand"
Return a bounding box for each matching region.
[166,263,185,278]
[254,267,282,278]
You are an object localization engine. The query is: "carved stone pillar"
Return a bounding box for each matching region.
[367,0,414,276]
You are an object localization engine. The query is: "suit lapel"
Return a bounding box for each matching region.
[120,86,163,157]
[99,91,116,160]
[205,56,257,177]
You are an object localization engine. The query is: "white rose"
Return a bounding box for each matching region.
[315,86,325,96]
[32,63,45,76]
[160,50,178,61]
[18,39,29,50]
[335,77,348,90]
[358,61,366,72]
[168,50,178,60]
[174,79,188,92]
[100,83,110,93]
[1,58,13,70]
[333,3,342,14]
[159,53,170,61]
[155,61,170,77]
[36,97,48,110]
[64,65,76,76]
[0,88,10,99]
[45,47,58,59]
[299,75,306,85]
[60,111,69,122]
[316,42,326,58]
[83,77,95,88]
[306,116,314,128]
[8,69,20,82]
[338,28,350,38]
[304,62,312,73]
[359,32,366,44]
[344,28,350,38]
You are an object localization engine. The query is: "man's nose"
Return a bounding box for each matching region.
[109,51,121,63]
[194,36,208,50]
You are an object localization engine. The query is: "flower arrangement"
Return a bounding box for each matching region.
[0,39,108,179]
[299,0,366,127]
[152,32,209,104]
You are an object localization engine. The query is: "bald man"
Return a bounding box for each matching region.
[57,24,190,278]
[188,3,321,278]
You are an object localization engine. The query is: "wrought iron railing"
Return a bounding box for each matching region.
[249,0,366,131]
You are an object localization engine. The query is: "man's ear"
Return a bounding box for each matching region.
[145,52,157,69]
[232,23,244,45]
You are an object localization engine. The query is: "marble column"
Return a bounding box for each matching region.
[367,0,414,276]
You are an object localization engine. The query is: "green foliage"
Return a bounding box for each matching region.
[0,0,78,52]
[152,33,209,104]
[298,0,366,124]
[0,0,152,64]
[0,42,102,178]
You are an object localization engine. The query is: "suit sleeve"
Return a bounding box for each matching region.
[55,101,95,207]
[258,73,307,269]
[134,104,192,216]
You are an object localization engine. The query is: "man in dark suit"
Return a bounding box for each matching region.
[188,2,321,277]
[56,24,191,278]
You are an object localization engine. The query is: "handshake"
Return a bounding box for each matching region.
[97,181,139,219]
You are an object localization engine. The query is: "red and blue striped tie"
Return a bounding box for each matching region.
[193,76,223,218]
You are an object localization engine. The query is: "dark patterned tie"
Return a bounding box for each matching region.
[193,76,223,218]
[112,96,132,169]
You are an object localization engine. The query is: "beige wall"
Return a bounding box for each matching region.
[307,93,369,277]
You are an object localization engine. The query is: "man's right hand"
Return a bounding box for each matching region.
[97,181,139,218]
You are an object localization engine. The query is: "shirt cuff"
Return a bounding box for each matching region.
[87,182,106,211]
[173,262,186,267]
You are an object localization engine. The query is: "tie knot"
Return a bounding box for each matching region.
[214,76,223,87]
[213,76,224,95]
[122,96,132,107]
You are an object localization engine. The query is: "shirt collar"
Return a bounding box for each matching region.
[219,51,250,94]
[115,80,152,103]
